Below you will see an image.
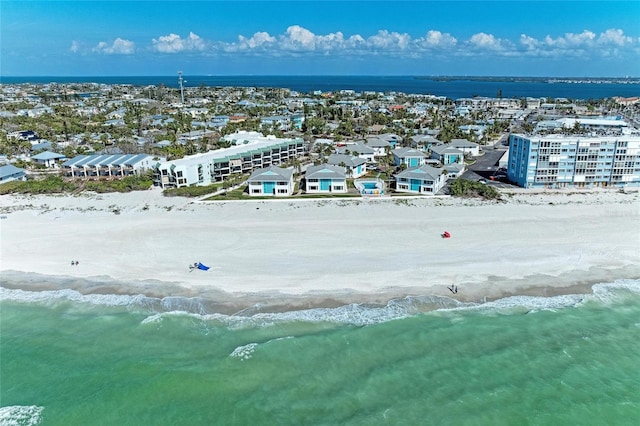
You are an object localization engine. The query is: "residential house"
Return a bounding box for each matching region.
[327,153,367,178]
[8,130,39,142]
[31,151,66,168]
[365,138,391,158]
[31,141,53,152]
[394,165,446,195]
[260,115,291,131]
[367,124,386,134]
[0,164,27,184]
[305,164,347,193]
[450,139,480,157]
[392,147,428,168]
[459,125,486,140]
[247,166,294,197]
[336,143,375,164]
[430,144,464,165]
[443,162,466,179]
[409,135,440,151]
[377,133,402,148]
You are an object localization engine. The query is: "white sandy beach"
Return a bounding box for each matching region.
[1,189,639,308]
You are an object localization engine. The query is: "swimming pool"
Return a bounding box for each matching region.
[354,179,385,196]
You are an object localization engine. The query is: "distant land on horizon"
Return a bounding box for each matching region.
[2,75,638,100]
[2,75,639,82]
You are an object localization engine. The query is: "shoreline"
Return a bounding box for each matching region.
[1,189,639,314]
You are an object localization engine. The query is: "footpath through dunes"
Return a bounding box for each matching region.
[0,189,638,305]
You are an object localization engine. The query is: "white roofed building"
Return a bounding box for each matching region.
[154,133,305,188]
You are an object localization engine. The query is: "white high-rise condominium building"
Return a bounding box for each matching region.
[507,134,640,189]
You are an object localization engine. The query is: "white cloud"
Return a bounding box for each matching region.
[282,25,317,50]
[418,30,457,49]
[543,30,596,48]
[598,29,632,46]
[518,28,636,58]
[84,26,637,63]
[226,26,366,53]
[469,32,507,50]
[69,41,80,53]
[367,30,411,50]
[237,31,276,49]
[93,38,135,54]
[152,32,206,53]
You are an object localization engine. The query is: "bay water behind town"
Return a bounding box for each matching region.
[2,75,640,100]
[1,279,639,425]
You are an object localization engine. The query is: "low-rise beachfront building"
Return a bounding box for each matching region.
[30,151,66,168]
[394,165,446,195]
[507,134,640,189]
[247,166,294,197]
[154,134,305,188]
[304,164,347,194]
[326,154,367,178]
[0,164,27,184]
[449,139,480,157]
[336,143,375,164]
[443,162,466,179]
[430,144,464,165]
[409,135,440,151]
[392,147,428,168]
[365,138,392,157]
[377,133,402,148]
[62,154,162,179]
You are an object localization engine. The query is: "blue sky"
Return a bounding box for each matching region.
[1,1,639,77]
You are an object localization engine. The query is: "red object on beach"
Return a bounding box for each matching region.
[443,231,451,238]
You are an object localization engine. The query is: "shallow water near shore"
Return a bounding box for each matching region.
[2,279,640,425]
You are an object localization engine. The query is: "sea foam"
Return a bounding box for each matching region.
[229,343,258,360]
[0,287,148,307]
[4,279,640,327]
[0,406,44,426]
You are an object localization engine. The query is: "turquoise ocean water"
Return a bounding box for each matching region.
[1,279,639,425]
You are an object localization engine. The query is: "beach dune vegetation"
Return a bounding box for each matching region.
[448,178,502,200]
[0,175,77,195]
[0,173,153,195]
[84,174,154,193]
[163,183,223,198]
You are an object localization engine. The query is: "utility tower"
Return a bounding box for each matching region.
[178,71,185,104]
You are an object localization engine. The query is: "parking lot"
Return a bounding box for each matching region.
[459,137,519,190]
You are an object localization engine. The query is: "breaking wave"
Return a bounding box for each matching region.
[0,406,44,426]
[3,279,639,327]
